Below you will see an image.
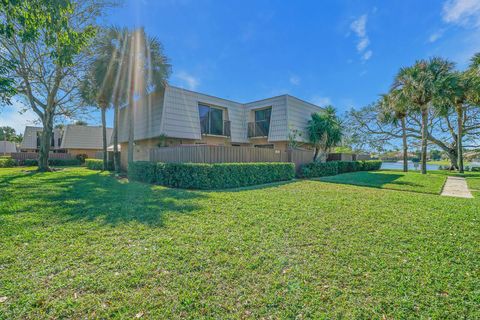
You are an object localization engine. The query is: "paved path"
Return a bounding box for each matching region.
[441,176,473,198]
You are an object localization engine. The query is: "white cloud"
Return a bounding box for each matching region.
[429,29,445,42]
[350,14,373,61]
[310,95,332,106]
[442,0,480,27]
[0,100,39,133]
[289,75,301,86]
[175,71,199,90]
[362,50,373,61]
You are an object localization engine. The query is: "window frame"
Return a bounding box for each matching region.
[198,103,226,136]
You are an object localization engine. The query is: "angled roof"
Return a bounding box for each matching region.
[0,141,17,153]
[20,126,64,149]
[60,125,113,150]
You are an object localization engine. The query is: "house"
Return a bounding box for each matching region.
[0,140,17,155]
[20,125,113,158]
[118,85,323,166]
[20,126,64,153]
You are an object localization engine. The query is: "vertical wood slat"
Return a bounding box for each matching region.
[149,145,314,170]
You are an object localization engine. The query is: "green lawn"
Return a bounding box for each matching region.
[1,167,479,318]
[318,170,447,194]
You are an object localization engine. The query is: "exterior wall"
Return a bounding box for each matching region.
[286,95,324,143]
[118,91,165,143]
[20,127,63,150]
[161,86,246,142]
[67,149,99,159]
[245,95,288,142]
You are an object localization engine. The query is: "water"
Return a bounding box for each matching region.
[381,161,441,171]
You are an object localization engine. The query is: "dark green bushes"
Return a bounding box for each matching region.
[22,158,81,166]
[128,161,158,184]
[85,159,113,170]
[0,157,16,167]
[128,162,295,189]
[300,160,382,178]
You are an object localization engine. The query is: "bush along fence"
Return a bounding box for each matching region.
[85,159,114,171]
[300,160,382,178]
[0,156,17,168]
[22,158,81,166]
[128,161,296,189]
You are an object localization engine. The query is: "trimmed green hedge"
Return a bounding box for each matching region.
[300,160,382,178]
[22,158,81,166]
[85,159,113,170]
[0,158,16,167]
[128,162,295,189]
[128,161,158,184]
[300,161,338,178]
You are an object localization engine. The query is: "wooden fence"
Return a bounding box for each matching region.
[10,152,73,161]
[149,145,313,171]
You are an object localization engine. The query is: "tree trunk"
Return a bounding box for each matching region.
[101,106,108,171]
[127,91,134,165]
[112,102,120,172]
[38,111,54,172]
[456,107,464,173]
[401,117,408,172]
[447,149,458,170]
[420,108,428,174]
[313,147,319,162]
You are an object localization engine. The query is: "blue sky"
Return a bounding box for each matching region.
[2,0,480,133]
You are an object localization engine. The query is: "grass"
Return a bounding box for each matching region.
[318,170,447,194]
[1,167,479,318]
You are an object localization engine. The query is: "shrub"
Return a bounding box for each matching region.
[128,161,158,183]
[0,155,12,159]
[156,162,295,189]
[21,158,81,166]
[336,161,359,173]
[128,161,295,189]
[300,160,382,178]
[76,154,88,164]
[85,159,113,170]
[0,158,17,167]
[359,160,382,171]
[300,161,338,178]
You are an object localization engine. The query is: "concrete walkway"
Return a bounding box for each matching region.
[441,176,473,198]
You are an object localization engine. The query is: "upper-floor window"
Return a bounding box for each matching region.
[248,107,272,137]
[51,135,55,147]
[58,138,62,147]
[36,132,41,148]
[199,104,225,136]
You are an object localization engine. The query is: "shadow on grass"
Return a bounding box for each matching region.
[0,170,206,227]
[318,171,405,188]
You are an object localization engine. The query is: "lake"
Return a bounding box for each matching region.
[381,161,441,171]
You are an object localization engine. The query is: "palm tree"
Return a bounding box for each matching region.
[392,58,454,174]
[123,28,171,165]
[307,106,343,161]
[80,47,114,170]
[378,91,409,172]
[437,70,474,173]
[93,26,130,172]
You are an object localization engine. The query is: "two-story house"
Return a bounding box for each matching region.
[118,85,324,166]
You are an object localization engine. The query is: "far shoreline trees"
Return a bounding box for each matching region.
[349,53,480,174]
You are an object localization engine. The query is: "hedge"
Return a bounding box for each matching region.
[22,158,81,166]
[0,158,16,168]
[128,162,295,189]
[300,160,382,178]
[85,159,113,170]
[128,161,158,184]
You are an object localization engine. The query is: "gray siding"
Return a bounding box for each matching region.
[245,95,288,142]
[161,86,246,143]
[118,91,165,143]
[20,126,63,149]
[286,96,324,142]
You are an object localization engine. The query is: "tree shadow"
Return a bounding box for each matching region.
[1,170,206,227]
[318,171,405,188]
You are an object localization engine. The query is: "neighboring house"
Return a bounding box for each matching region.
[20,126,64,153]
[60,125,113,158]
[0,140,17,155]
[20,125,113,158]
[118,85,323,166]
